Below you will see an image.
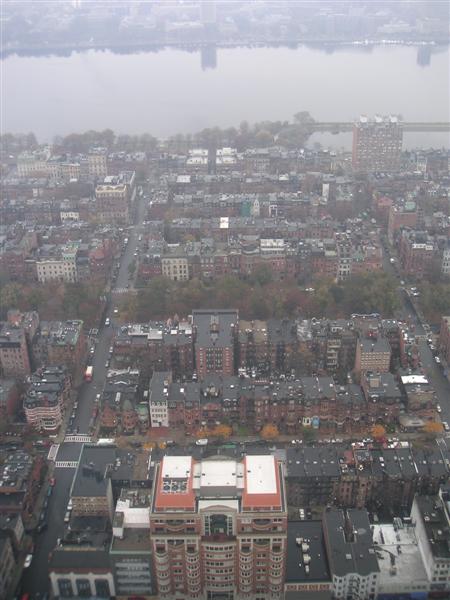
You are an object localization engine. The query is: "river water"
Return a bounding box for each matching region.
[2,44,449,148]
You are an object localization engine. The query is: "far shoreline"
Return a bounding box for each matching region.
[1,37,449,60]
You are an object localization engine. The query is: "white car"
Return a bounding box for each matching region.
[435,356,441,364]
[24,554,33,568]
[437,405,442,413]
[195,438,208,446]
[442,421,450,432]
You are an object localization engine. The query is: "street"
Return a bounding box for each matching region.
[383,244,450,421]
[20,191,148,598]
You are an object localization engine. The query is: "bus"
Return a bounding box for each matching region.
[84,366,94,382]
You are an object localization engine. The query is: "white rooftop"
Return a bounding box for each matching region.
[115,499,150,528]
[401,375,429,385]
[373,523,429,593]
[245,455,277,495]
[161,456,191,479]
[199,460,239,489]
[176,175,191,183]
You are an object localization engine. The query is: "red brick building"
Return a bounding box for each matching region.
[398,230,434,280]
[439,316,450,365]
[193,310,238,378]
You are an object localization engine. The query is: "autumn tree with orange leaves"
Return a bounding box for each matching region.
[371,424,386,442]
[423,421,444,436]
[260,423,279,440]
[211,424,232,439]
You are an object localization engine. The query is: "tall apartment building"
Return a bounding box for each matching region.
[439,316,450,364]
[387,201,418,244]
[16,149,51,177]
[411,487,450,596]
[323,508,379,600]
[398,230,434,279]
[354,336,391,375]
[352,115,403,172]
[0,322,31,378]
[0,535,16,599]
[88,147,108,179]
[32,320,86,373]
[193,309,238,378]
[70,445,116,520]
[94,172,135,224]
[161,254,190,281]
[24,365,70,432]
[148,371,171,428]
[36,245,78,283]
[442,244,450,276]
[150,454,287,600]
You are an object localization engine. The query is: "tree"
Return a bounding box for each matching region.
[249,293,271,320]
[211,424,232,440]
[301,426,317,443]
[371,424,386,442]
[293,111,314,125]
[423,421,443,436]
[254,130,274,147]
[196,427,209,439]
[215,275,248,308]
[136,277,172,320]
[0,283,22,316]
[250,264,273,286]
[260,423,279,440]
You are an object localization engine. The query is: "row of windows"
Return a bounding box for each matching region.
[58,578,110,598]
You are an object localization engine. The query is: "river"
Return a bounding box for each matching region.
[2,43,449,148]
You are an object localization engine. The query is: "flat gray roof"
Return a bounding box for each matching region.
[286,520,330,584]
[324,508,379,577]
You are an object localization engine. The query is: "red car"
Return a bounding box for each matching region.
[49,477,56,486]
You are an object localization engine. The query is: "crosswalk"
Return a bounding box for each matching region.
[112,287,136,294]
[64,434,92,443]
[55,461,78,469]
[47,444,60,461]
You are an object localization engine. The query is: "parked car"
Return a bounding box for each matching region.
[37,521,47,534]
[24,554,33,568]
